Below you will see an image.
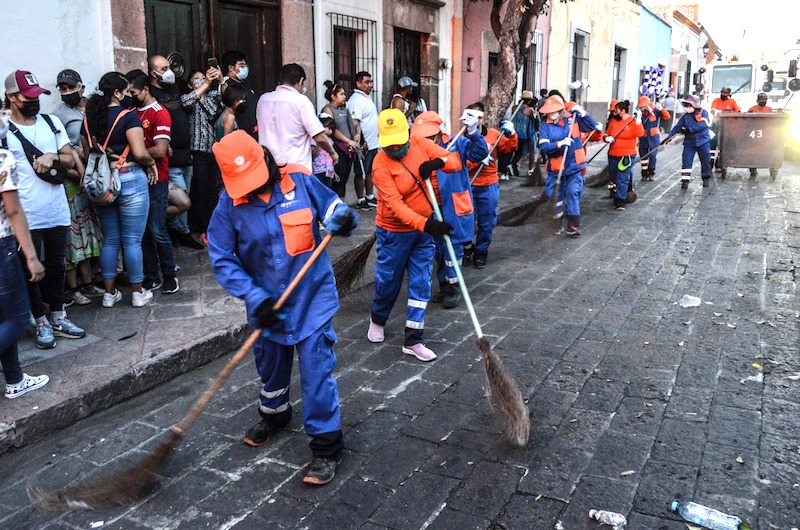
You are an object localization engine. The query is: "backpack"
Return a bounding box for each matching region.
[82,110,131,206]
[511,103,532,141]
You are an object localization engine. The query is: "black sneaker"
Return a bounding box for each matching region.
[303,456,341,486]
[565,225,581,237]
[163,276,180,294]
[681,180,689,189]
[702,178,709,187]
[474,257,486,269]
[463,247,473,266]
[143,278,162,291]
[431,291,445,303]
[243,420,284,447]
[366,196,378,207]
[356,198,371,210]
[180,233,206,250]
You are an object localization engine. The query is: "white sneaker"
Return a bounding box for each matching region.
[367,320,384,343]
[102,290,123,308]
[70,290,92,306]
[132,289,153,307]
[5,373,49,399]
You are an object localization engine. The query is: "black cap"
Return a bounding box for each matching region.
[56,69,82,87]
[757,92,768,99]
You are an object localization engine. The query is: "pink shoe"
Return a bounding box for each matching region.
[367,320,384,343]
[402,343,437,362]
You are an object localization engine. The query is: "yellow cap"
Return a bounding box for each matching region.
[378,108,410,148]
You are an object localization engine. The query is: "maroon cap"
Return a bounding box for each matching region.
[4,70,51,98]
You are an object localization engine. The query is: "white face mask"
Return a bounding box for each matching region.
[547,112,560,121]
[158,69,176,85]
[237,66,249,80]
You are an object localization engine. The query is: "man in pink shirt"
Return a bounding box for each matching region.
[256,63,338,172]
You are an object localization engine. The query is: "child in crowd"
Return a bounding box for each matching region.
[215,82,247,141]
[311,113,336,189]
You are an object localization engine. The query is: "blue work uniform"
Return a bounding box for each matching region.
[639,108,669,174]
[669,109,712,182]
[539,110,598,226]
[434,131,488,291]
[207,166,346,457]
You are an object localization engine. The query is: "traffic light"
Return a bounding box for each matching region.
[790,60,798,78]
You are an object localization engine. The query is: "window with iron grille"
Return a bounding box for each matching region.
[522,31,543,94]
[328,13,378,104]
[570,29,589,103]
[394,28,422,91]
[613,46,624,100]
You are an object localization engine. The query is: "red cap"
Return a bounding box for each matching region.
[4,71,51,98]
[608,100,620,112]
[212,130,269,199]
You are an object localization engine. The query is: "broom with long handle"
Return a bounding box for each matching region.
[333,126,468,294]
[29,232,337,512]
[423,178,530,446]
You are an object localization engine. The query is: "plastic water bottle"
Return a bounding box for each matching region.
[588,509,627,529]
[670,501,751,530]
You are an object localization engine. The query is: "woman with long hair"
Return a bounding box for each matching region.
[80,72,158,307]
[320,81,363,206]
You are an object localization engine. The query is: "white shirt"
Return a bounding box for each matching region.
[0,150,20,239]
[4,115,70,230]
[347,89,380,150]
[256,85,324,171]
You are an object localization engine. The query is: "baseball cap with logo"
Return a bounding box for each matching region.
[56,69,82,87]
[397,76,418,89]
[410,110,443,139]
[212,130,269,199]
[4,70,51,97]
[757,92,768,99]
[378,108,410,148]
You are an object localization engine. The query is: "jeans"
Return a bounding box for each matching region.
[167,166,193,234]
[19,225,68,317]
[95,167,149,284]
[188,151,220,234]
[144,181,177,282]
[0,236,33,385]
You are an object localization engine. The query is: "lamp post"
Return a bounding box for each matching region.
[702,42,710,58]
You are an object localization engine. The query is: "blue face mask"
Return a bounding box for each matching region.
[237,66,249,81]
[384,142,410,160]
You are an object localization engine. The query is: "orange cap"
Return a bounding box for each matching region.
[564,101,576,111]
[410,110,443,138]
[608,100,620,112]
[212,130,269,199]
[637,96,652,108]
[539,95,565,113]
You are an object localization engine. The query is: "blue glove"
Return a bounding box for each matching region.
[500,120,515,137]
[325,203,359,236]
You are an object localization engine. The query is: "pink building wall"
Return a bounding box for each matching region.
[459,0,550,111]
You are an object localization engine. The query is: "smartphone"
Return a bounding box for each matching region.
[208,57,219,69]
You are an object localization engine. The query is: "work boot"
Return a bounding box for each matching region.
[442,285,461,309]
[474,256,486,269]
[430,289,445,303]
[462,246,473,266]
[303,456,341,486]
[680,180,689,189]
[243,420,284,447]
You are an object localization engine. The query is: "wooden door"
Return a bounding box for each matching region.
[145,0,281,94]
[144,0,209,79]
[215,0,280,95]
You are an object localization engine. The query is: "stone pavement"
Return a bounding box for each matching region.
[2,142,800,529]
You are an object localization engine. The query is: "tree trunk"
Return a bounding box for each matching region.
[482,0,544,125]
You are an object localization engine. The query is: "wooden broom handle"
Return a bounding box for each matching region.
[173,232,335,434]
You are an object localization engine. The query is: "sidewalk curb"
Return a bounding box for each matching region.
[0,323,249,455]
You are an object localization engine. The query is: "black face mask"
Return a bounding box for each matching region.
[119,95,135,109]
[235,103,249,114]
[19,99,40,117]
[61,91,82,107]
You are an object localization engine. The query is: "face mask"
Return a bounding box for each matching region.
[192,77,205,89]
[19,99,41,117]
[235,102,249,114]
[384,142,410,160]
[237,66,249,81]
[157,69,176,85]
[61,91,81,107]
[720,94,729,101]
[547,112,560,121]
[119,94,134,109]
